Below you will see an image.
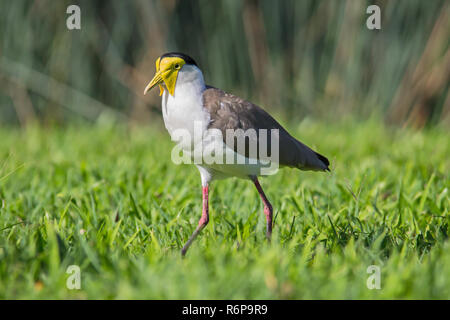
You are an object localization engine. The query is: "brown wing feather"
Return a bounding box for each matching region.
[202,87,329,171]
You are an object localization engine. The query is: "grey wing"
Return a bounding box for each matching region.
[202,87,330,171]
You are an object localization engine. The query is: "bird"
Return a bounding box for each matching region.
[144,52,330,256]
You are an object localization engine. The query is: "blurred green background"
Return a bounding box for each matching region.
[0,0,448,128]
[0,1,449,299]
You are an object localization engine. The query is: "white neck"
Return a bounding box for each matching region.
[172,64,206,98]
[161,65,209,141]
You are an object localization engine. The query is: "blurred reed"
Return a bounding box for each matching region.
[0,0,448,128]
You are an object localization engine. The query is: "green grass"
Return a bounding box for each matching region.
[0,119,449,299]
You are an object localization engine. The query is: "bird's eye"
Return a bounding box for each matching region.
[174,64,180,69]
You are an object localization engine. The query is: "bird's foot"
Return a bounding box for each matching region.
[266,228,272,242]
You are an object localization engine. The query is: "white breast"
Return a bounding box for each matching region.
[161,65,209,150]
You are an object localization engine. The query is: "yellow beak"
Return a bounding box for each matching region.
[144,71,164,95]
[144,56,183,96]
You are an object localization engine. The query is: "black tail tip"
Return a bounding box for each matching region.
[315,152,330,172]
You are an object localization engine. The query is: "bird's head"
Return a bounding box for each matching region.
[144,52,198,96]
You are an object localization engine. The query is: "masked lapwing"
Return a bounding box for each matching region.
[144,52,330,256]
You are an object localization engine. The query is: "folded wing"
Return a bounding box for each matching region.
[203,87,330,171]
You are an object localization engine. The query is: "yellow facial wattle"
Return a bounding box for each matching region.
[155,57,164,96]
[144,57,186,96]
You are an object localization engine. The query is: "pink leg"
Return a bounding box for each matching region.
[252,177,273,240]
[181,185,209,256]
